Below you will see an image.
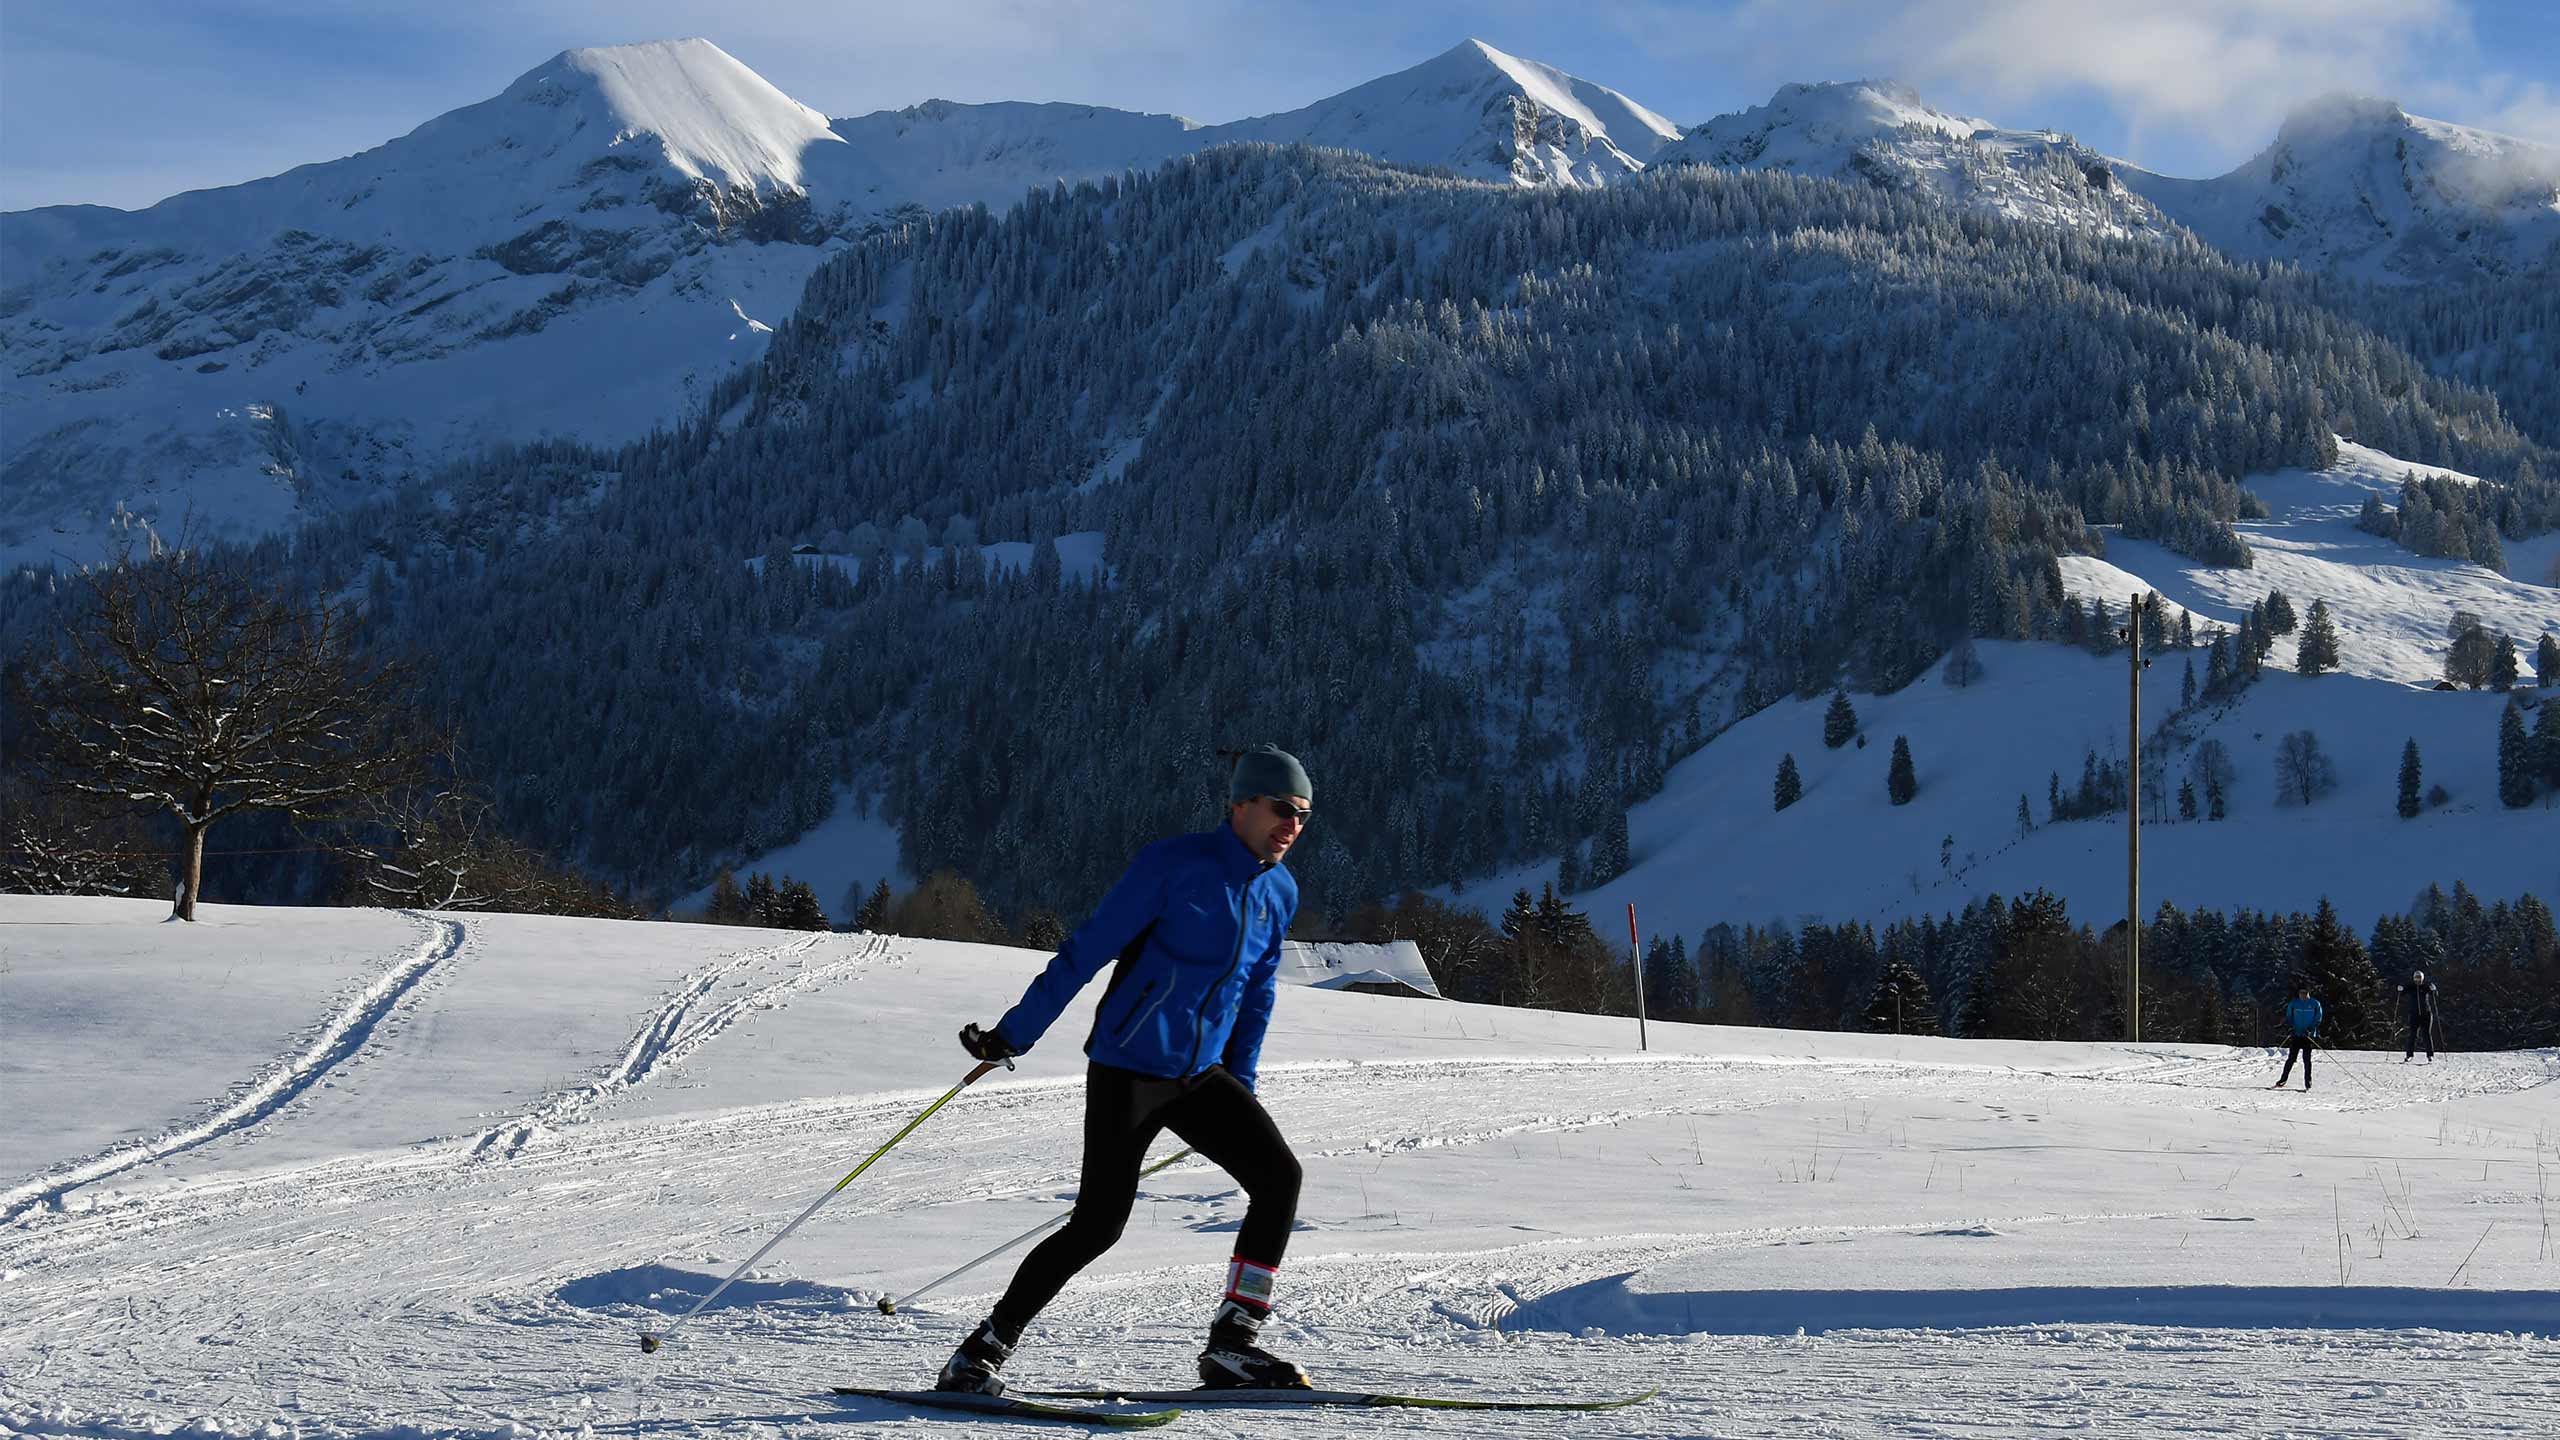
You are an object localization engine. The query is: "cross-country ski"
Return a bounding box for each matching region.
[830,1386,1180,1427]
[1023,1386,1660,1411]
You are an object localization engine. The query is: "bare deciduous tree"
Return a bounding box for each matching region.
[2274,729,2339,807]
[11,544,431,920]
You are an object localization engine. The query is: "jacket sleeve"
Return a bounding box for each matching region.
[1220,915,1289,1093]
[2311,999,2324,1030]
[994,847,1171,1053]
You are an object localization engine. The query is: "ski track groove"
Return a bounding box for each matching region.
[0,911,467,1225]
[468,931,875,1161]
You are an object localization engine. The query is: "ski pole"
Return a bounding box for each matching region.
[876,1147,1196,1316]
[640,1058,1011,1354]
[2310,1035,2384,1101]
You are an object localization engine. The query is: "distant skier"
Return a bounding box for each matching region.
[2399,970,2439,1062]
[936,745,1312,1397]
[2272,983,2320,1091]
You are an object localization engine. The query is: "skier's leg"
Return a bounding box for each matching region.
[2302,1040,2311,1088]
[1168,1067,1309,1387]
[2277,1043,2297,1085]
[983,1066,1175,1339]
[1166,1067,1303,1274]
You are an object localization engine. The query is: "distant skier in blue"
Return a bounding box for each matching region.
[2272,983,2320,1091]
[936,745,1313,1396]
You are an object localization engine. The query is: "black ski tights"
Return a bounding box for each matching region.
[991,1062,1300,1340]
[2276,1038,2312,1086]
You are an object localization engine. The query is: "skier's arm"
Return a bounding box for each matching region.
[993,848,1170,1053]
[2310,999,2323,1032]
[1220,920,1288,1093]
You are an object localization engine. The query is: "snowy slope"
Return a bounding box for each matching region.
[2118,96,2560,285]
[1653,80,2182,241]
[0,38,1675,569]
[1457,440,2560,944]
[2,896,2552,1437]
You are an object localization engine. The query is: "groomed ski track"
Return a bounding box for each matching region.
[2,902,2554,1437]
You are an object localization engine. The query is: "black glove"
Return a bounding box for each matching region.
[960,1022,1017,1064]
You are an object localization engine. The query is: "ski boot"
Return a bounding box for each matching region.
[1198,1300,1311,1389]
[935,1319,1016,1396]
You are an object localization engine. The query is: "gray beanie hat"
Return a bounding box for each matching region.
[1231,744,1313,805]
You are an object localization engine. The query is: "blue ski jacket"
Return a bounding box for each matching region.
[993,824,1298,1092]
[2284,997,2323,1036]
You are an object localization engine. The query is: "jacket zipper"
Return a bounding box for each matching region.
[1111,979,1163,1046]
[1184,867,1271,1076]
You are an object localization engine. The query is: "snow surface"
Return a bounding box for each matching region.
[1454,440,2560,945]
[2,896,2553,1436]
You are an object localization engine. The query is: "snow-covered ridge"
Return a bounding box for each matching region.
[2118,94,2560,284]
[1220,39,1680,186]
[1654,79,2180,242]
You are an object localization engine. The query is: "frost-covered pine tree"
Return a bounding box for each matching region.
[2491,632,2520,691]
[2398,738,2423,819]
[1887,736,1918,806]
[1774,754,1803,812]
[2264,590,2297,635]
[1824,689,1858,748]
[2017,793,2032,839]
[2178,778,2198,821]
[1860,957,1938,1035]
[2497,702,2534,808]
[2536,700,2560,791]
[2538,632,2560,688]
[2180,657,2196,708]
[1601,804,1631,884]
[2295,597,2340,675]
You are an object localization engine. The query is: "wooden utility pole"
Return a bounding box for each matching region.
[2126,593,2149,1044]
[1627,902,1649,1052]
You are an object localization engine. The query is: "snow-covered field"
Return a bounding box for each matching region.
[4,897,2554,1437]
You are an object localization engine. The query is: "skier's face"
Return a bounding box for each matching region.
[1231,794,1310,864]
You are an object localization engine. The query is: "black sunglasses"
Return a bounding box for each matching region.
[1263,797,1313,826]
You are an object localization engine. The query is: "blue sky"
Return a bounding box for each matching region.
[4,0,2555,212]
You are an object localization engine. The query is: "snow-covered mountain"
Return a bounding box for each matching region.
[1652,80,2182,242]
[1217,39,1679,185]
[0,40,854,568]
[0,38,1671,568]
[2117,95,2560,285]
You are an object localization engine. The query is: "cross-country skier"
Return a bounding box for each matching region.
[936,744,1313,1397]
[2272,982,2320,1090]
[2399,970,2438,1062]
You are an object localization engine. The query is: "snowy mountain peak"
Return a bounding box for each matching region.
[1676,79,1993,168]
[492,39,842,195]
[1226,38,1680,185]
[1655,79,2172,241]
[2118,94,2560,284]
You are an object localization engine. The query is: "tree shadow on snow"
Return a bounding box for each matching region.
[1499,1273,2560,1337]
